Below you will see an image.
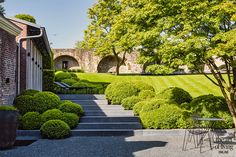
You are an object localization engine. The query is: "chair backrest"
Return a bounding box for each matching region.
[60,82,71,88]
[54,82,67,88]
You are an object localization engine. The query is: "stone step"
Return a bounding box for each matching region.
[84,111,134,116]
[76,122,142,129]
[71,100,108,105]
[81,105,123,110]
[80,116,140,123]
[71,129,136,136]
[58,94,106,100]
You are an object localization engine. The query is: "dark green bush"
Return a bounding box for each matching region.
[41,109,63,123]
[121,96,142,110]
[0,105,17,111]
[72,82,91,87]
[43,69,55,92]
[33,92,61,113]
[14,95,34,114]
[140,105,183,129]
[156,87,192,105]
[59,101,84,116]
[141,99,168,113]
[55,71,72,82]
[105,81,139,104]
[20,89,40,96]
[132,81,155,92]
[138,90,156,99]
[61,113,79,129]
[21,112,42,130]
[40,120,70,139]
[61,79,78,86]
[133,101,148,115]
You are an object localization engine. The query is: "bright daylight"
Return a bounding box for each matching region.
[0,0,236,157]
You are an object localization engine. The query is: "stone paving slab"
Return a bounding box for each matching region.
[1,133,236,157]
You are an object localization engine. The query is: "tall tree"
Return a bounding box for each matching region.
[123,0,236,128]
[0,0,5,16]
[80,0,135,75]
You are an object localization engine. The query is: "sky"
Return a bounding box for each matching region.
[3,0,95,48]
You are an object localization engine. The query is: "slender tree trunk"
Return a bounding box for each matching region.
[116,62,120,75]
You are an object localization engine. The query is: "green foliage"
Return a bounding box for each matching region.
[59,101,84,116]
[33,92,60,113]
[15,14,36,23]
[61,113,79,129]
[0,105,17,111]
[40,120,70,139]
[145,65,175,75]
[43,69,55,92]
[140,99,168,113]
[132,81,155,92]
[133,101,148,115]
[121,96,142,110]
[55,71,72,82]
[138,90,155,99]
[41,109,63,123]
[14,95,34,114]
[156,87,192,105]
[20,89,40,96]
[140,105,183,129]
[20,112,42,130]
[105,81,139,104]
[0,0,4,15]
[61,79,78,86]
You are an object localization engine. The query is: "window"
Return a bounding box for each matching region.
[62,61,69,69]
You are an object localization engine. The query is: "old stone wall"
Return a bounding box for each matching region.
[0,27,17,105]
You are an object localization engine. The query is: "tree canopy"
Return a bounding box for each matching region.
[0,0,4,15]
[15,14,36,23]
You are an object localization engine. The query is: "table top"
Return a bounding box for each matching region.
[193,117,224,121]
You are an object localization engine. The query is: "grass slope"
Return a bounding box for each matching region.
[77,73,222,97]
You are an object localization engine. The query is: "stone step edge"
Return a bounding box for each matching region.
[78,122,141,124]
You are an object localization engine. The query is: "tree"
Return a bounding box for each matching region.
[80,0,135,75]
[122,0,236,129]
[15,14,36,23]
[0,0,5,15]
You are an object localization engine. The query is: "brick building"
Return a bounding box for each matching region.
[0,16,21,105]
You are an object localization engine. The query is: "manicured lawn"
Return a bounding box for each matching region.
[76,73,223,97]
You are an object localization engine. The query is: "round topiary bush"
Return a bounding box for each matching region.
[13,95,34,115]
[133,101,148,115]
[20,89,40,96]
[40,120,70,139]
[20,112,42,130]
[121,96,142,110]
[41,109,63,123]
[132,81,155,92]
[138,90,156,99]
[59,101,84,116]
[140,104,183,129]
[55,71,72,82]
[61,79,78,86]
[105,81,139,105]
[33,92,61,113]
[156,87,192,105]
[61,113,79,129]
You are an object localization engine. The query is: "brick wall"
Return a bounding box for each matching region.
[0,27,17,105]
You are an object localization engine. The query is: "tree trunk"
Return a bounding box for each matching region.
[116,63,120,75]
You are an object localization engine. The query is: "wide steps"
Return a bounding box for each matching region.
[76,122,142,129]
[82,105,123,110]
[71,100,108,105]
[71,129,136,136]
[58,94,106,100]
[80,116,140,123]
[84,111,134,116]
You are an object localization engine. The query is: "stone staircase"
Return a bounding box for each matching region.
[59,94,142,136]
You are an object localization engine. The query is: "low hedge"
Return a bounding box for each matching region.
[14,95,34,115]
[40,120,70,139]
[132,81,155,92]
[140,104,183,129]
[41,109,63,123]
[20,89,40,96]
[138,90,155,99]
[55,71,72,82]
[61,79,78,86]
[0,105,17,111]
[59,101,84,116]
[140,99,168,113]
[121,96,143,110]
[61,113,79,129]
[133,101,148,115]
[156,87,192,105]
[20,112,42,130]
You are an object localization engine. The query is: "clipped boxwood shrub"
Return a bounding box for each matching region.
[61,79,78,86]
[20,89,40,96]
[132,81,155,92]
[40,120,70,139]
[59,101,84,116]
[141,99,168,113]
[105,81,139,105]
[140,105,183,129]
[21,112,42,130]
[0,105,17,111]
[156,87,192,105]
[133,101,148,115]
[55,71,72,82]
[121,96,142,110]
[62,113,79,129]
[14,95,34,115]
[41,109,63,123]
[33,92,61,113]
[138,90,155,99]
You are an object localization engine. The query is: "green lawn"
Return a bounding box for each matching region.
[76,73,223,98]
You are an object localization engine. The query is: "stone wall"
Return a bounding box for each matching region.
[0,27,17,105]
